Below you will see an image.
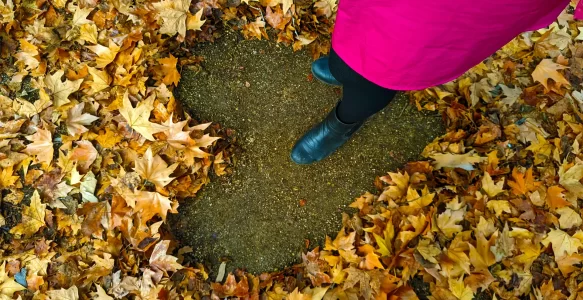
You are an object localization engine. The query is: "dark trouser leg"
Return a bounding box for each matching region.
[329,49,397,124]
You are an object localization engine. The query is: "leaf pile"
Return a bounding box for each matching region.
[1,0,582,298]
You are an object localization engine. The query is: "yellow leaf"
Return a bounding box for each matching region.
[118,92,166,141]
[431,151,486,171]
[525,134,552,165]
[358,244,384,270]
[559,163,583,199]
[91,284,113,300]
[486,200,511,217]
[44,70,83,107]
[150,240,184,273]
[407,186,435,209]
[23,128,53,164]
[79,23,98,44]
[86,41,121,69]
[154,0,191,37]
[481,172,505,198]
[10,190,46,237]
[437,206,465,238]
[134,147,178,188]
[449,276,473,300]
[0,165,19,188]
[14,39,39,70]
[158,54,181,86]
[557,207,583,229]
[66,102,99,136]
[87,67,110,95]
[532,58,570,91]
[282,0,292,13]
[186,8,205,31]
[416,238,440,264]
[542,228,583,259]
[47,285,79,300]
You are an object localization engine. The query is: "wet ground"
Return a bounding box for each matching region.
[169,30,444,275]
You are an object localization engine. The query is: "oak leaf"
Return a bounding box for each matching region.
[532,59,570,91]
[118,93,166,141]
[10,190,46,237]
[134,147,178,188]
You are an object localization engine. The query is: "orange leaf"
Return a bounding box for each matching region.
[532,59,570,91]
[358,244,385,270]
[507,168,541,195]
[547,185,570,210]
[158,54,181,86]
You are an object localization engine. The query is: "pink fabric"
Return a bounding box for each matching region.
[576,1,583,19]
[332,0,571,90]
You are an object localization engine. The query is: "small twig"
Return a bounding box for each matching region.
[398,102,409,118]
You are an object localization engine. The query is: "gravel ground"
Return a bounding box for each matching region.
[168,30,445,275]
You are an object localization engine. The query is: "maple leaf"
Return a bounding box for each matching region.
[358,244,384,270]
[153,0,191,38]
[525,134,552,165]
[211,274,250,298]
[507,168,541,195]
[149,240,183,273]
[79,23,98,44]
[265,5,290,30]
[47,285,79,300]
[559,163,583,199]
[486,200,511,217]
[343,267,375,300]
[287,288,311,300]
[0,165,19,188]
[449,276,473,300]
[44,70,83,107]
[86,41,121,69]
[14,39,39,70]
[71,141,98,172]
[481,172,504,198]
[547,185,570,210]
[556,207,583,229]
[158,54,181,86]
[416,238,440,264]
[542,229,583,258]
[556,253,583,276]
[118,93,166,141]
[430,151,486,171]
[23,128,53,164]
[87,67,111,94]
[282,0,292,13]
[532,59,570,91]
[134,147,178,188]
[92,284,113,300]
[10,190,46,237]
[134,191,175,222]
[66,102,99,135]
[0,262,25,297]
[436,205,465,238]
[186,8,205,31]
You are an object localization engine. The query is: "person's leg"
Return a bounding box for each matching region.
[290,49,397,164]
[329,48,397,123]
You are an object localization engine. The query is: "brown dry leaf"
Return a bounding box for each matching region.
[10,190,46,237]
[134,147,178,188]
[265,5,290,30]
[211,274,250,298]
[44,70,83,107]
[532,59,570,91]
[77,201,107,236]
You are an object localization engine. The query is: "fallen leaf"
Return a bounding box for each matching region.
[532,58,570,91]
[431,151,486,171]
[66,102,99,136]
[118,93,166,141]
[44,70,83,107]
[10,190,46,237]
[542,229,583,258]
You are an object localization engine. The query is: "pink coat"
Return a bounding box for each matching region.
[331,0,571,90]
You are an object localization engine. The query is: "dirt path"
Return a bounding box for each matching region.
[169,30,444,275]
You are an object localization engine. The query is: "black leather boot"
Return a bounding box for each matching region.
[311,56,342,86]
[291,102,364,164]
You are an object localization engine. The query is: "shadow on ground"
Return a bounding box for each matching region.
[168,30,445,275]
